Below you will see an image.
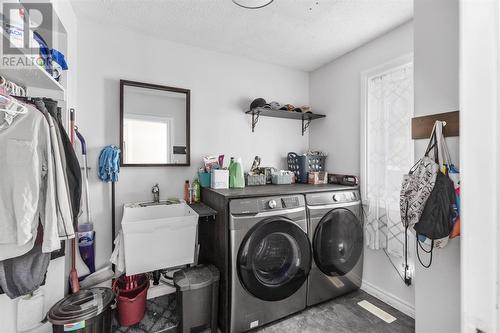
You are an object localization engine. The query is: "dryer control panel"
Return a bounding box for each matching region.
[230,195,305,215]
[306,190,360,206]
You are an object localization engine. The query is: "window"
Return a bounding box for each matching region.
[361,55,413,278]
[123,114,173,164]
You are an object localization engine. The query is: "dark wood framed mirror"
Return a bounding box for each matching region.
[120,80,190,166]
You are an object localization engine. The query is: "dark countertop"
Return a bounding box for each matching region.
[203,183,358,199]
[189,202,217,219]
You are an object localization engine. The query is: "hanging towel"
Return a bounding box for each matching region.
[98,145,120,182]
[110,230,125,275]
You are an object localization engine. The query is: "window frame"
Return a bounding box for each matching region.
[123,113,174,164]
[359,53,414,204]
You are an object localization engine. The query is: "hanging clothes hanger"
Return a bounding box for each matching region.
[0,76,28,116]
[0,75,27,97]
[0,95,27,115]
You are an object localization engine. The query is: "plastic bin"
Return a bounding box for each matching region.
[245,173,266,186]
[272,173,294,185]
[174,265,220,333]
[287,152,326,183]
[198,172,211,188]
[48,287,114,333]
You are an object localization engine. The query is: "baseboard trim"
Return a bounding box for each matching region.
[361,280,415,318]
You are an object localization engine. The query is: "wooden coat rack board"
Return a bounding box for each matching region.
[411,110,459,139]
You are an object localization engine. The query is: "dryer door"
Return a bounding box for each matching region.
[313,207,363,276]
[237,217,311,301]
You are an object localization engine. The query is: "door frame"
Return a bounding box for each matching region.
[460,1,500,332]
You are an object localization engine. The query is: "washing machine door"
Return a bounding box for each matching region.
[313,207,363,276]
[237,217,312,301]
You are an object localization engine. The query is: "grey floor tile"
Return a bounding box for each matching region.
[254,290,415,333]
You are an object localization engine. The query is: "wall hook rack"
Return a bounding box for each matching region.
[245,107,326,136]
[411,110,459,139]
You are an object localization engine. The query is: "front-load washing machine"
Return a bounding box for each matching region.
[306,189,363,306]
[229,195,311,332]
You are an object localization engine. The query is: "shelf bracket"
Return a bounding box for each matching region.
[251,110,261,133]
[302,117,312,136]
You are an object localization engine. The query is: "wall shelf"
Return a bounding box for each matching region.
[1,65,66,100]
[245,107,326,136]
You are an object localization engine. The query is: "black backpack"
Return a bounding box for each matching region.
[414,169,456,267]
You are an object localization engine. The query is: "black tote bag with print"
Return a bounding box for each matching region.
[414,171,456,240]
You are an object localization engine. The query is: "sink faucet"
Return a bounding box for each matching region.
[152,184,160,203]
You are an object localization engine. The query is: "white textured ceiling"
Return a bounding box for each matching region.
[70,0,413,71]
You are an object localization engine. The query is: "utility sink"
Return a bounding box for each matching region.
[121,202,199,276]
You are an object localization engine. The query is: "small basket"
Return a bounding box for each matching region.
[245,173,266,186]
[272,173,294,185]
[287,152,326,183]
[198,172,211,188]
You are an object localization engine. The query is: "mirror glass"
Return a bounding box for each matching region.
[120,80,190,166]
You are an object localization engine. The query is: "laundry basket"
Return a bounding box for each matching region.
[287,152,326,183]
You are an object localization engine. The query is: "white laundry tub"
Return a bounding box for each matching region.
[121,202,199,276]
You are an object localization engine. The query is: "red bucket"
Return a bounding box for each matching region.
[113,274,149,327]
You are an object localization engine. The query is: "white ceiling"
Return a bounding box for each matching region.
[70,0,413,71]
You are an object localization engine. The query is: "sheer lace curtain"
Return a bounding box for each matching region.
[364,64,413,262]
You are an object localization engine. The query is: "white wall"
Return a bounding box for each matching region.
[414,0,460,332]
[309,21,415,316]
[76,19,310,271]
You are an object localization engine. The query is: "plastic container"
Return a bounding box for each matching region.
[192,179,201,203]
[198,172,211,188]
[272,173,294,185]
[245,173,266,186]
[78,223,96,273]
[229,157,245,188]
[287,152,326,184]
[113,274,149,327]
[184,180,190,202]
[174,265,220,333]
[121,202,199,275]
[47,287,114,333]
[211,169,229,189]
[308,171,328,184]
[260,167,277,184]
